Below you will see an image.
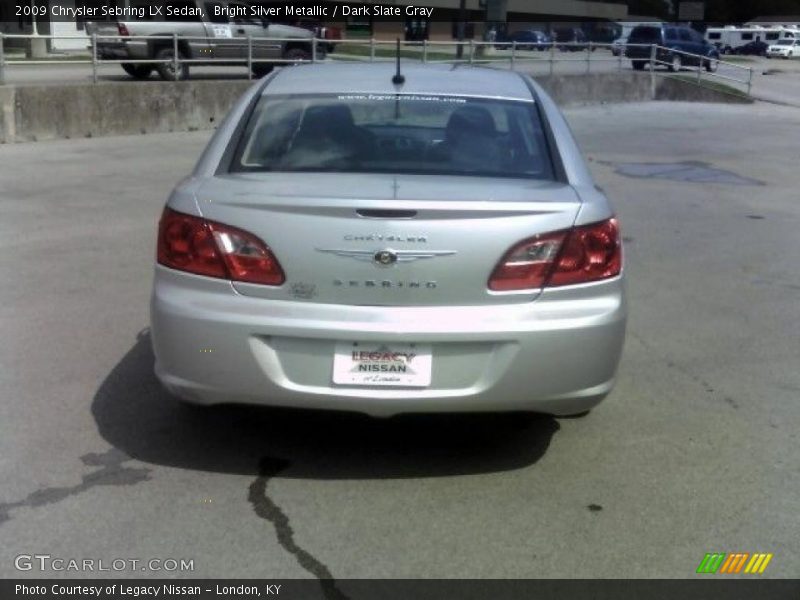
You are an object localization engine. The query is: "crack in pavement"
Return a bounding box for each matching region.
[0,448,151,526]
[248,457,350,600]
[630,332,720,397]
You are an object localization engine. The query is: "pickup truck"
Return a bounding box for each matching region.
[87,0,317,81]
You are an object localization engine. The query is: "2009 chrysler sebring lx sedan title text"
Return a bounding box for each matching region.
[150,63,627,418]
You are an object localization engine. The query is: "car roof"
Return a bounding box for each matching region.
[262,63,535,102]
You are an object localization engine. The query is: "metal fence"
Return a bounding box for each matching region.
[0,33,754,95]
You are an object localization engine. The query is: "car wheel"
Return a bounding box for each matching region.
[284,47,312,63]
[154,47,189,81]
[705,57,719,72]
[632,60,646,70]
[121,63,153,80]
[251,64,274,78]
[669,54,682,72]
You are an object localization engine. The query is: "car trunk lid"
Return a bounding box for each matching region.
[195,173,581,306]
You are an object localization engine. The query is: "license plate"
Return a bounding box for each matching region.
[333,342,432,387]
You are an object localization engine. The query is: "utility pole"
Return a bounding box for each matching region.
[456,0,466,59]
[485,0,508,41]
[27,0,49,58]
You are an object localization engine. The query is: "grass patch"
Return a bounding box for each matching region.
[330,43,534,65]
[719,56,756,64]
[667,73,752,100]
[333,43,460,62]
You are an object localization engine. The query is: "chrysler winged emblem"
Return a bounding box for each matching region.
[316,248,457,267]
[374,250,398,266]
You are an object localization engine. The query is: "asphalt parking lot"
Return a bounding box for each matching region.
[1,100,798,581]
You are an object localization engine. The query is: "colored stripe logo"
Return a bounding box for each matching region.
[697,553,773,574]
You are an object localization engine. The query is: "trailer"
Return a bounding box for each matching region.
[705,26,798,54]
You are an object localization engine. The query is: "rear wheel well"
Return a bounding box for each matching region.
[283,41,312,56]
[149,39,192,59]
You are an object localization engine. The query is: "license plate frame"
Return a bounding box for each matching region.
[332,342,432,387]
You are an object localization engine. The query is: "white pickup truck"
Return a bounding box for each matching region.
[87,0,316,81]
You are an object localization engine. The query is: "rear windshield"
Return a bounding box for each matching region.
[229,93,555,180]
[629,26,661,43]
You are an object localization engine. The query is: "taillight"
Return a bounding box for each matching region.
[117,23,130,36]
[488,231,568,291]
[157,208,285,286]
[489,218,621,291]
[548,218,621,287]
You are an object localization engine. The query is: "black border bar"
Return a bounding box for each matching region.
[3,579,800,600]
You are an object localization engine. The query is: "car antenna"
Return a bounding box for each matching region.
[392,38,405,85]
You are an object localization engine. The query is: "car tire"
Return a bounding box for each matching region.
[252,65,274,78]
[632,60,646,70]
[705,57,719,72]
[669,54,682,72]
[283,47,312,63]
[121,63,153,80]
[154,47,189,81]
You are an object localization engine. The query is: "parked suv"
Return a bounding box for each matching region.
[554,27,592,51]
[497,30,552,51]
[625,24,720,72]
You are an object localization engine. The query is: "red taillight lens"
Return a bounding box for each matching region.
[157,208,285,286]
[157,210,227,279]
[548,218,621,287]
[488,231,568,291]
[117,23,130,36]
[208,222,285,286]
[489,218,621,291]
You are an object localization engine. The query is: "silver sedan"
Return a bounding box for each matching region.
[150,63,626,417]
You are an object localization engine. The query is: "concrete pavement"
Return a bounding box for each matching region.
[0,102,798,581]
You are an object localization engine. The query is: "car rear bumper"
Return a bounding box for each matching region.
[150,266,627,417]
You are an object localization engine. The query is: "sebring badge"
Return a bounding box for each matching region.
[315,248,457,267]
